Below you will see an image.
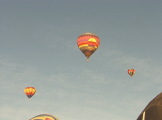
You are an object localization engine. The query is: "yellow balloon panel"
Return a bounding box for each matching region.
[29,114,59,120]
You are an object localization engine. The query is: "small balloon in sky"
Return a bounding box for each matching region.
[76,32,100,62]
[24,87,36,99]
[128,69,136,77]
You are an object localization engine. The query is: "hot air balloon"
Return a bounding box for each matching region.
[128,69,136,76]
[76,32,100,61]
[29,114,59,120]
[137,92,162,120]
[24,87,36,99]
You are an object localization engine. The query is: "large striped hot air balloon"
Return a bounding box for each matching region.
[24,87,36,99]
[29,114,59,120]
[128,69,136,77]
[76,32,100,61]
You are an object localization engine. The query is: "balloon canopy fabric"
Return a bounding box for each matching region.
[24,87,36,99]
[137,92,162,120]
[29,114,59,120]
[128,69,136,76]
[77,32,100,61]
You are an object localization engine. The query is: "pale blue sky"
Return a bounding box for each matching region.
[0,0,162,120]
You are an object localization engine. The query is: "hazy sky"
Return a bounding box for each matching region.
[0,0,162,120]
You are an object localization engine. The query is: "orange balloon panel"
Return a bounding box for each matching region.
[24,87,36,98]
[128,69,136,76]
[77,32,100,60]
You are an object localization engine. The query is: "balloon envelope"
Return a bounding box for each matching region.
[137,92,162,120]
[24,87,36,98]
[77,32,100,61]
[29,114,59,120]
[128,69,136,76]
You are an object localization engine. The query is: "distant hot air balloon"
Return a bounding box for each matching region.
[128,69,136,76]
[76,32,100,61]
[24,87,36,99]
[29,114,59,120]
